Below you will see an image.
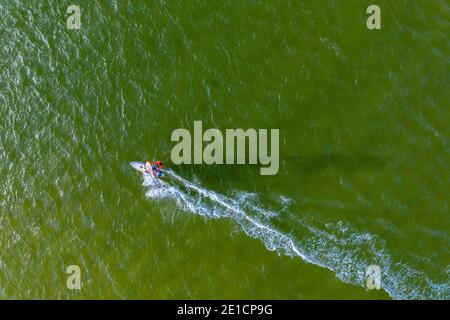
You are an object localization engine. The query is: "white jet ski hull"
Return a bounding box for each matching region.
[130,161,147,173]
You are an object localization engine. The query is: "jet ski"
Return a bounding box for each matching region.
[130,160,165,187]
[130,161,148,173]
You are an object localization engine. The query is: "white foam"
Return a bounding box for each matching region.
[141,170,450,300]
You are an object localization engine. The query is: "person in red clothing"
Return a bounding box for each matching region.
[145,160,164,178]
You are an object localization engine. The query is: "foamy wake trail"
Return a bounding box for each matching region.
[142,171,450,300]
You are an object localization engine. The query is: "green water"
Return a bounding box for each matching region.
[0,0,448,299]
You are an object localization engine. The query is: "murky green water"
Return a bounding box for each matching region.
[0,0,448,299]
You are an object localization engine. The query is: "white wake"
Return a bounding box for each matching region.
[141,170,450,300]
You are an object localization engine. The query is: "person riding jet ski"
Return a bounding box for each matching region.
[145,160,164,178]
